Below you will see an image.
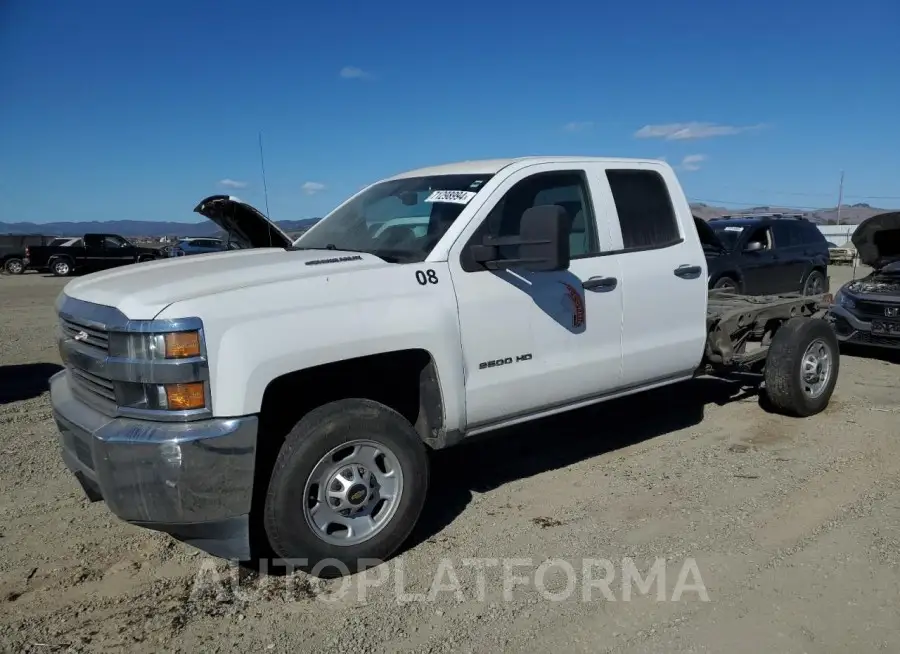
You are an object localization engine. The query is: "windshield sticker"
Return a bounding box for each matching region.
[425,190,477,205]
[723,226,744,232]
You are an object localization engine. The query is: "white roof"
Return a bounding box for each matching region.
[386,156,665,180]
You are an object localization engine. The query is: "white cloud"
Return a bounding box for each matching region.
[339,66,372,80]
[301,181,326,195]
[563,121,593,133]
[634,121,765,141]
[218,178,248,189]
[679,154,707,172]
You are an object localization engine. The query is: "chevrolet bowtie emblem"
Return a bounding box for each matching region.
[73,330,89,341]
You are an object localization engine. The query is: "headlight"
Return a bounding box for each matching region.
[109,330,202,360]
[107,326,209,416]
[834,289,856,310]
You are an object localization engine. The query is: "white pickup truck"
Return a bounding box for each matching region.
[51,156,839,575]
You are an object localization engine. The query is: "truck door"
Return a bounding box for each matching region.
[101,235,137,268]
[82,234,109,271]
[597,165,708,388]
[447,163,624,430]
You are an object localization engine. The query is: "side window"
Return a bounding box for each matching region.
[103,236,126,248]
[800,221,824,245]
[479,171,600,258]
[605,170,681,250]
[745,225,773,250]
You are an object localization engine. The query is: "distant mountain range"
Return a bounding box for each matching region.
[0,217,321,237]
[0,203,895,237]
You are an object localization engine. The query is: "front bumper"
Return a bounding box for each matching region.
[825,304,900,349]
[51,370,258,559]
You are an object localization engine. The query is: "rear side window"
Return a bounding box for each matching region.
[772,222,797,247]
[606,170,681,249]
[800,221,825,244]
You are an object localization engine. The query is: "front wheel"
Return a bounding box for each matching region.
[263,398,429,577]
[51,259,72,276]
[764,318,839,417]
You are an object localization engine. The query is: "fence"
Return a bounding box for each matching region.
[817,225,857,245]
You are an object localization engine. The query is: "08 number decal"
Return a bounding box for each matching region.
[416,269,439,286]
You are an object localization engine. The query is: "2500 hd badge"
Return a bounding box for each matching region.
[478,353,533,369]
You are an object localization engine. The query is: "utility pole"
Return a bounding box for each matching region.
[835,170,844,225]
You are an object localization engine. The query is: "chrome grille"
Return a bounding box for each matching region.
[60,316,109,352]
[70,367,116,402]
[60,314,114,407]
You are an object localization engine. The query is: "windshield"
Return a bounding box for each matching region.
[709,224,746,251]
[293,173,494,263]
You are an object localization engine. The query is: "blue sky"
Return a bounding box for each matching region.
[1,0,898,224]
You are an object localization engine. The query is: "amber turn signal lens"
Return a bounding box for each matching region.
[165,382,206,410]
[164,331,201,358]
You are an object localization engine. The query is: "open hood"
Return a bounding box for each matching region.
[851,211,900,269]
[193,195,293,250]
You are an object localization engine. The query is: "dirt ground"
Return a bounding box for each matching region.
[1,266,898,653]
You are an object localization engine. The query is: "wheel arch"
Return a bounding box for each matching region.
[256,348,450,452]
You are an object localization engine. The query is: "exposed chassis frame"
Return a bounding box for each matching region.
[703,291,833,369]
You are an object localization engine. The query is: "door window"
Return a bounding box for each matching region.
[468,170,600,266]
[103,236,128,249]
[744,225,773,251]
[605,170,681,250]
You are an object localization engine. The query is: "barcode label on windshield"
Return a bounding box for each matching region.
[425,190,477,205]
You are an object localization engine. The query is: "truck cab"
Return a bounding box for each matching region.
[49,157,835,574]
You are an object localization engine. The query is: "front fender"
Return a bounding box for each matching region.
[158,263,467,432]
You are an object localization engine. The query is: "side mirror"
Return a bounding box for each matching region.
[744,241,764,252]
[470,205,570,272]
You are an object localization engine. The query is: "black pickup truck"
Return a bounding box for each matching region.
[25,233,162,276]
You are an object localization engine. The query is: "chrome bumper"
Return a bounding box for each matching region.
[51,370,258,559]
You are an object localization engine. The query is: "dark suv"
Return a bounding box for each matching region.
[696,214,830,295]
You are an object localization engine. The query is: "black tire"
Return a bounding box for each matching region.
[713,276,739,292]
[802,269,827,296]
[4,258,25,275]
[263,398,429,578]
[50,259,72,277]
[764,317,839,417]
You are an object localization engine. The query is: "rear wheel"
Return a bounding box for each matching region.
[802,269,826,296]
[4,258,24,275]
[763,318,839,417]
[263,398,429,577]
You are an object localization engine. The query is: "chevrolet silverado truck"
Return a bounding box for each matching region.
[50,157,839,576]
[25,233,161,276]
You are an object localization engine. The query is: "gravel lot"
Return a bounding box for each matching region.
[1,267,898,653]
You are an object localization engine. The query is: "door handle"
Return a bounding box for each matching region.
[583,276,618,292]
[674,265,702,279]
